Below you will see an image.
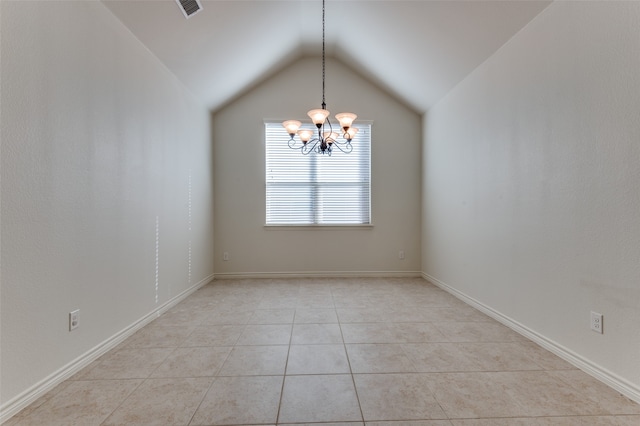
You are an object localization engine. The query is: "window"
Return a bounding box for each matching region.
[265,121,371,225]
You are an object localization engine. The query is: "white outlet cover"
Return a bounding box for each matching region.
[69,309,80,331]
[590,311,603,334]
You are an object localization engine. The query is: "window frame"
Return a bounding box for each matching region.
[264,120,373,228]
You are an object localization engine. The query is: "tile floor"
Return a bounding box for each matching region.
[6,277,640,425]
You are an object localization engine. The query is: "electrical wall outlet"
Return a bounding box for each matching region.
[590,311,603,334]
[223,251,229,261]
[398,250,405,260]
[69,309,80,331]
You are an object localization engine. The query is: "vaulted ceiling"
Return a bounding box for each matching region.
[102,0,551,114]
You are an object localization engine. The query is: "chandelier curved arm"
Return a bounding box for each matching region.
[288,137,321,155]
[287,137,301,150]
[327,139,353,154]
[301,139,321,155]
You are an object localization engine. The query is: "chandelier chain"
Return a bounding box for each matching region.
[281,0,356,155]
[322,0,326,108]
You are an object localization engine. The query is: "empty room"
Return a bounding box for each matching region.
[1,0,639,425]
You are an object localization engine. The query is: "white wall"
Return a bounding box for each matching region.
[213,57,422,276]
[423,1,640,398]
[0,0,214,410]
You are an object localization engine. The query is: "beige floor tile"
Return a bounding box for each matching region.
[341,323,398,344]
[4,381,72,423]
[287,423,363,426]
[295,308,339,323]
[236,324,292,345]
[284,423,363,426]
[365,300,404,311]
[287,344,351,374]
[331,294,373,308]
[368,422,453,426]
[429,372,529,418]
[413,307,463,322]
[151,309,209,327]
[338,308,392,323]
[354,373,446,421]
[218,345,289,376]
[532,417,623,426]
[151,346,231,378]
[401,343,480,373]
[613,416,640,425]
[1,416,23,426]
[450,419,537,426]
[291,323,344,344]
[433,321,525,342]
[346,344,416,373]
[452,417,635,426]
[342,323,446,344]
[296,295,336,308]
[402,291,462,307]
[73,347,174,380]
[419,306,492,323]
[501,371,612,416]
[123,325,193,348]
[190,375,283,425]
[458,342,542,371]
[387,308,438,323]
[15,379,142,426]
[102,377,212,425]
[450,306,492,322]
[182,324,245,346]
[249,309,296,324]
[258,297,300,309]
[201,309,253,325]
[512,341,576,370]
[279,375,363,423]
[389,323,447,343]
[548,370,640,415]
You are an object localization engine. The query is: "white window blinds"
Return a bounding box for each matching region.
[265,122,371,225]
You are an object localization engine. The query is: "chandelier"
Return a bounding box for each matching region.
[282,0,358,156]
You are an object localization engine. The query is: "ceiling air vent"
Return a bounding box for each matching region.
[175,0,202,19]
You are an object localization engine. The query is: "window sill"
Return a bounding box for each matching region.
[264,224,373,231]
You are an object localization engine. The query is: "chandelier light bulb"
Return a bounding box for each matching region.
[335,112,357,131]
[323,131,339,143]
[282,120,301,137]
[307,109,331,127]
[297,129,314,143]
[345,127,359,141]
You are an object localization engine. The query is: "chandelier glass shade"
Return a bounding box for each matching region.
[282,0,357,156]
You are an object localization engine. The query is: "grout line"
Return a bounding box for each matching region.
[98,378,147,425]
[334,288,366,423]
[185,375,217,426]
[274,307,295,425]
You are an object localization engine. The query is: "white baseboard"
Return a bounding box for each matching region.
[0,274,214,424]
[214,270,423,280]
[422,272,640,405]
